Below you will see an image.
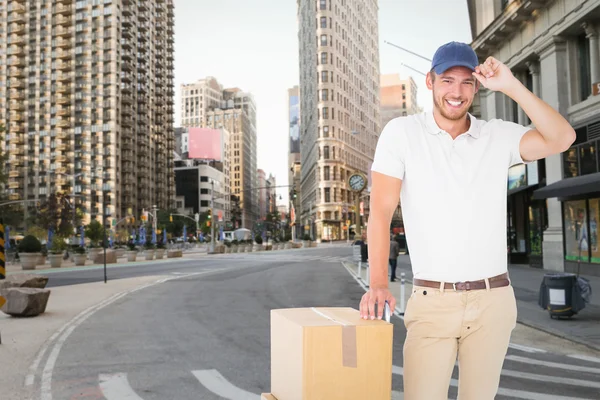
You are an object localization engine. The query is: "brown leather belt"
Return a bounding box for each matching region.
[413,273,510,291]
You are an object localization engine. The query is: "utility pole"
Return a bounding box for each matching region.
[210,180,215,253]
[152,204,158,242]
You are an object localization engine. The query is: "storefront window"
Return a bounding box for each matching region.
[563,200,589,262]
[579,142,598,175]
[563,148,579,178]
[529,206,543,256]
[590,198,599,263]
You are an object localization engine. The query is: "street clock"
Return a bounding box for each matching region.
[348,172,367,192]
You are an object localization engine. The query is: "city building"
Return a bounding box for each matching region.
[266,173,277,214]
[173,127,231,226]
[258,169,267,220]
[380,73,420,127]
[180,77,224,128]
[205,89,258,229]
[469,0,600,276]
[288,86,302,239]
[1,0,176,226]
[297,0,381,241]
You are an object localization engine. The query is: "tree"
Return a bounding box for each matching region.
[36,192,81,237]
[85,220,104,247]
[230,194,242,228]
[0,124,23,227]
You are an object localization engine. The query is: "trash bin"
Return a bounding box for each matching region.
[538,273,587,319]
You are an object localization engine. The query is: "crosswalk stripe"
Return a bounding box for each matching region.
[568,354,600,364]
[392,365,597,400]
[99,373,144,400]
[508,343,547,353]
[193,369,256,400]
[506,355,600,374]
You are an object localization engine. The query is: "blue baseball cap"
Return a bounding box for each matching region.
[431,41,479,74]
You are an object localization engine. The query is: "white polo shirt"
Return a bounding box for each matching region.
[371,112,530,282]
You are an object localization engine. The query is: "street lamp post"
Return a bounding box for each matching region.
[210,179,215,254]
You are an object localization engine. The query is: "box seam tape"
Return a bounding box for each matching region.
[311,308,357,368]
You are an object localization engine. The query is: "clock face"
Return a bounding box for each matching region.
[349,174,366,191]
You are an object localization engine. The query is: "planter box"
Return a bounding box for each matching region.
[93,250,117,264]
[167,249,182,258]
[144,250,155,260]
[126,251,137,262]
[155,249,165,259]
[49,254,63,268]
[73,254,87,266]
[88,248,102,261]
[20,253,40,270]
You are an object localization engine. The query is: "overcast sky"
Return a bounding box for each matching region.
[173,0,472,204]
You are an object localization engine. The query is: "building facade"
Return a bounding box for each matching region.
[297,0,381,241]
[180,76,224,128]
[205,89,257,229]
[469,0,600,276]
[0,0,175,226]
[380,73,420,128]
[288,86,302,239]
[257,169,266,220]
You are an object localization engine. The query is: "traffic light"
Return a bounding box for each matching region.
[207,209,212,219]
[293,190,297,199]
[169,214,173,222]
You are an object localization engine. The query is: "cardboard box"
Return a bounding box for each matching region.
[271,307,393,400]
[261,394,278,400]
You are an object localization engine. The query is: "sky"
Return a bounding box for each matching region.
[173,0,472,205]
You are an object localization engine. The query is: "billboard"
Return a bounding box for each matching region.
[188,128,222,161]
[289,95,300,153]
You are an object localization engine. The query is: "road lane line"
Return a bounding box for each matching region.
[192,370,257,400]
[568,354,600,364]
[506,355,600,374]
[393,365,597,400]
[99,373,144,400]
[508,343,547,354]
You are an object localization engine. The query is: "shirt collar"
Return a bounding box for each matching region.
[425,111,480,139]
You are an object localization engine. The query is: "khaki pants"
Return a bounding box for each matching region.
[403,283,517,400]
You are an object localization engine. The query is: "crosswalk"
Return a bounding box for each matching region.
[91,346,600,400]
[210,252,352,264]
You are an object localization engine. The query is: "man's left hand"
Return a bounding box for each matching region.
[473,56,518,93]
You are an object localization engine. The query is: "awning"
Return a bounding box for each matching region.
[532,172,600,200]
[508,183,538,196]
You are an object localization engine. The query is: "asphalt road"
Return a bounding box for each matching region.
[31,246,600,399]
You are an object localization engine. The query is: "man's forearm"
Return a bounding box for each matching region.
[504,78,574,149]
[366,216,390,289]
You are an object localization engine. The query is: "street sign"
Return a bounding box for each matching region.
[353,245,361,262]
[195,213,200,222]
[111,219,116,227]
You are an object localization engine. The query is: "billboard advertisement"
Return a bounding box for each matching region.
[289,95,300,154]
[188,128,222,161]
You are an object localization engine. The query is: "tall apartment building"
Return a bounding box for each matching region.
[288,86,301,234]
[380,73,420,127]
[0,0,175,225]
[297,0,381,241]
[205,89,257,228]
[180,76,224,128]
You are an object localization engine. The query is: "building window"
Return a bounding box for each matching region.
[200,176,208,182]
[562,199,600,263]
[322,107,329,119]
[323,146,330,159]
[321,52,328,64]
[324,166,330,180]
[320,34,327,46]
[321,71,328,83]
[324,188,331,202]
[320,16,327,28]
[200,188,209,194]
[320,0,327,10]
[201,200,209,207]
[321,89,328,101]
[580,142,598,175]
[578,33,592,101]
[323,126,329,137]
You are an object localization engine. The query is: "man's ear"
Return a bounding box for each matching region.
[426,72,434,90]
[475,80,480,93]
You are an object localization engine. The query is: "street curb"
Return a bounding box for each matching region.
[516,316,600,352]
[6,256,197,275]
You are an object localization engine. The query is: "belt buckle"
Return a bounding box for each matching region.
[452,282,457,291]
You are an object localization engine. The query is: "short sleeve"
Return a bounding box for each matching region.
[371,118,406,180]
[497,120,532,167]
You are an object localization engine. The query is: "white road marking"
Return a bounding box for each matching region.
[506,355,600,374]
[502,368,600,389]
[37,269,232,400]
[568,354,600,364]
[508,343,547,354]
[392,365,596,400]
[192,369,257,400]
[99,373,144,400]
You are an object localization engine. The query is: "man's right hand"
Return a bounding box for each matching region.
[359,287,396,320]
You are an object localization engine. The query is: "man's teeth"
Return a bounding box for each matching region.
[447,100,463,106]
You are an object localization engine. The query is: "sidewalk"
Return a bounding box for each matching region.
[344,256,600,351]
